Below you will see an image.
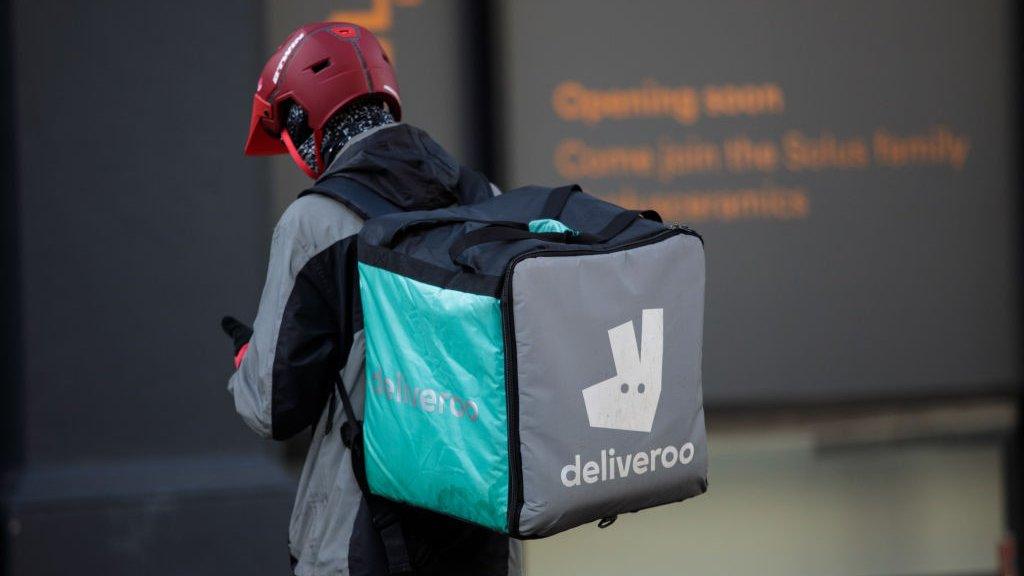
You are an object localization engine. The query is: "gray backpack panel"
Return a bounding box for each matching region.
[511,233,707,537]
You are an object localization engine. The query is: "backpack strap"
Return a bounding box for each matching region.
[334,375,414,574]
[301,176,413,574]
[303,166,493,221]
[307,170,493,573]
[301,175,403,220]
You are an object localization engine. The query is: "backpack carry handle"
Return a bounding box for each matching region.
[384,216,527,249]
[386,184,662,252]
[539,184,662,224]
[448,226,582,264]
[541,184,583,219]
[448,209,662,269]
[384,184,581,249]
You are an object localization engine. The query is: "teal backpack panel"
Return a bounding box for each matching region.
[358,263,510,531]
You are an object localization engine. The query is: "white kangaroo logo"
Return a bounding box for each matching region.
[582,308,663,433]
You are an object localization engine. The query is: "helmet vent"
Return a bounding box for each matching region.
[310,58,331,74]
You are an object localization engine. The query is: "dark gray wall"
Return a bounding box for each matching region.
[4,1,497,572]
[500,0,1022,405]
[6,1,293,573]
[1,0,22,571]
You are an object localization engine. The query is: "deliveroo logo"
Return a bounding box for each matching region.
[582,308,663,433]
[562,308,694,489]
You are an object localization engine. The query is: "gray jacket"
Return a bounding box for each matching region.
[229,123,521,575]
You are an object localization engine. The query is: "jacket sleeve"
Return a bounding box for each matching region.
[228,195,363,440]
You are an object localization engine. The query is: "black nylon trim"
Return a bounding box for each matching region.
[302,175,402,221]
[306,190,370,221]
[271,235,360,440]
[358,239,503,297]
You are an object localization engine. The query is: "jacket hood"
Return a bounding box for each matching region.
[317,123,461,211]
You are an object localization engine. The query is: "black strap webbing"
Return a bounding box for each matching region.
[385,216,527,249]
[306,166,500,574]
[334,376,359,432]
[448,226,576,263]
[592,210,642,241]
[305,175,419,573]
[540,184,581,219]
[639,209,663,223]
[332,376,413,575]
[376,516,413,574]
[302,175,402,221]
[448,209,661,266]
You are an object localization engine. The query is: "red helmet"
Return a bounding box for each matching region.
[244,22,401,177]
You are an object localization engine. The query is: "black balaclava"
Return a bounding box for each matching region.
[285,99,395,175]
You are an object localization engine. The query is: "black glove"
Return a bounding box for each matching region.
[220,316,253,355]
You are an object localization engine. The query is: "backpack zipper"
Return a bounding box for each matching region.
[499,224,700,536]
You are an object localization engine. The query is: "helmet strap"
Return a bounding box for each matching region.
[280,128,318,180]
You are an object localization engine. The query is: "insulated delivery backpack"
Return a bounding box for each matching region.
[348,183,708,539]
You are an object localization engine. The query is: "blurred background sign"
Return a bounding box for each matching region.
[500,0,1022,405]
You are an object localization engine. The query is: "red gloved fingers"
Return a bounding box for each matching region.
[234,341,250,369]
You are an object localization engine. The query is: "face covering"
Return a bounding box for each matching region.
[285,100,396,175]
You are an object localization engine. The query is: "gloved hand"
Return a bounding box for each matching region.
[221,316,253,368]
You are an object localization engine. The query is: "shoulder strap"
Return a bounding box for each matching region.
[301,175,403,220]
[304,169,492,219]
[310,171,495,573]
[305,175,414,574]
[333,376,414,574]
